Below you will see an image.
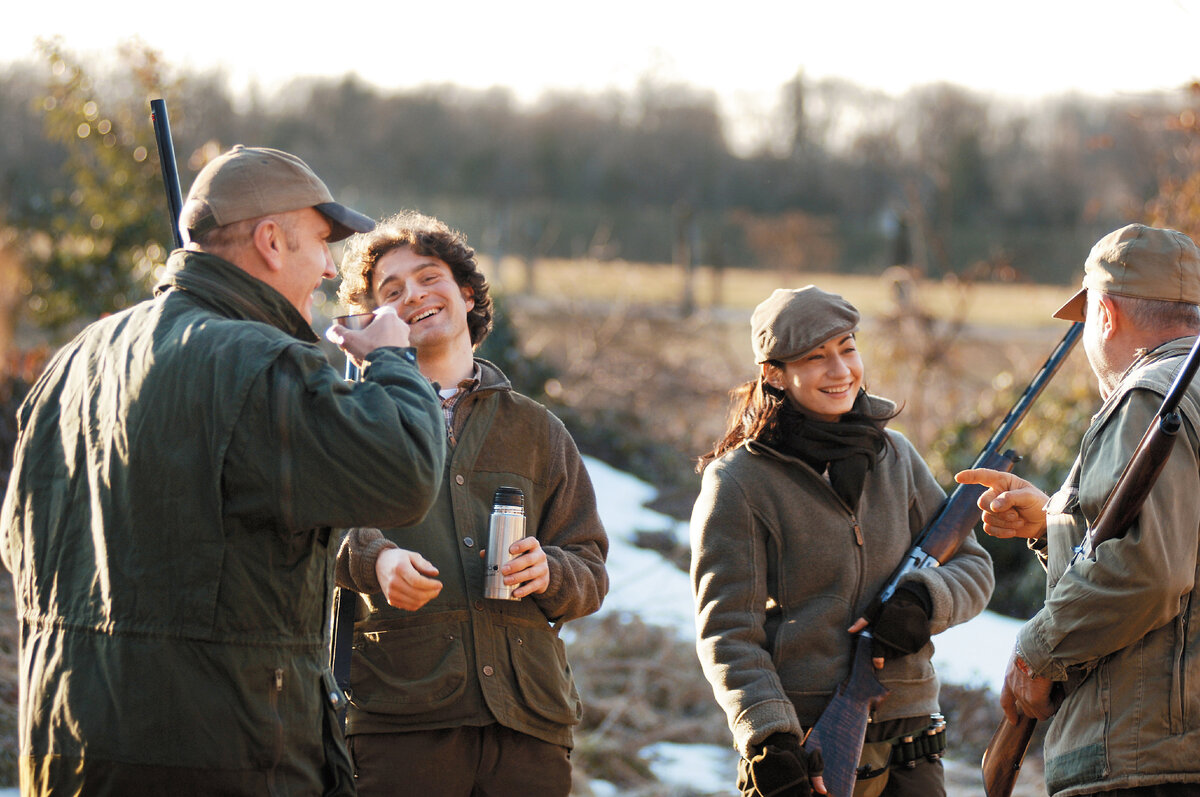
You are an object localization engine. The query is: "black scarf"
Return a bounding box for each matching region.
[767,391,888,511]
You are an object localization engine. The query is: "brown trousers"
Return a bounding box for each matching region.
[347,724,571,797]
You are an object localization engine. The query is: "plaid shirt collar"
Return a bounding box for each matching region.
[439,362,481,444]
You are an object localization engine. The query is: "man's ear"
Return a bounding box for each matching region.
[251,218,286,272]
[1096,293,1118,340]
[461,284,475,312]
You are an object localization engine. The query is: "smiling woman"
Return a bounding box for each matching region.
[689,285,995,797]
[762,331,864,422]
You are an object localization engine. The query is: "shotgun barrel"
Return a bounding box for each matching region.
[149,98,184,250]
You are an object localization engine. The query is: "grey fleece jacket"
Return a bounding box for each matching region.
[690,397,993,757]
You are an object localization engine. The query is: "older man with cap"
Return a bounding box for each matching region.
[0,145,446,795]
[959,223,1200,796]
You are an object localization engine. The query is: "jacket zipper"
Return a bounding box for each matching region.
[1181,594,1192,729]
[267,667,284,796]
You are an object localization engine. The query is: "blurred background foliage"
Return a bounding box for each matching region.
[5,41,179,330]
[4,40,1200,337]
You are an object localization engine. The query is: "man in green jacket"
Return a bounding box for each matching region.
[0,146,447,795]
[332,210,608,797]
[959,224,1200,796]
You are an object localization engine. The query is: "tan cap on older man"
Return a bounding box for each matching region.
[179,145,375,244]
[1054,223,1200,322]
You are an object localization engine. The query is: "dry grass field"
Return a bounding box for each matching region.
[482,256,1094,515]
[483,256,1073,327]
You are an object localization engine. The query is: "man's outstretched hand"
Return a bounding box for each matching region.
[955,467,1050,541]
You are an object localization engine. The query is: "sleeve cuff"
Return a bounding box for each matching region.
[1016,621,1070,681]
[345,527,399,593]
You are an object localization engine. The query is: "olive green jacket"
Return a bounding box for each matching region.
[0,250,446,795]
[335,360,608,749]
[690,396,994,757]
[1021,337,1200,796]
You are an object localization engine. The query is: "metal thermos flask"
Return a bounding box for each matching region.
[484,487,526,600]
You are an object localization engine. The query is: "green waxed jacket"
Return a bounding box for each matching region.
[0,250,446,795]
[1021,337,1200,796]
[335,360,608,749]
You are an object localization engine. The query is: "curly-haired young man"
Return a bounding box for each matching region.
[334,211,608,796]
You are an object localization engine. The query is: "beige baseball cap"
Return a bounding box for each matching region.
[1054,223,1200,322]
[751,286,860,363]
[179,145,375,243]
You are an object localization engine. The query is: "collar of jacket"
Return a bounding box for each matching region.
[474,358,514,393]
[1122,335,1196,383]
[1094,335,1199,420]
[154,249,319,343]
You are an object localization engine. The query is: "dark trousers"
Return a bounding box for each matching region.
[347,724,572,797]
[853,715,945,797]
[856,756,944,797]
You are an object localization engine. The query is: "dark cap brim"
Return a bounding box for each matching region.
[316,202,375,242]
[1053,287,1087,322]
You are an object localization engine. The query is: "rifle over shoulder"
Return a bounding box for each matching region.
[981,330,1200,797]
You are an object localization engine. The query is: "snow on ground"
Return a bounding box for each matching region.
[584,456,1025,696]
[582,455,1027,793]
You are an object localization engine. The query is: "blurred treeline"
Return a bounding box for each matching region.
[5,40,1200,330]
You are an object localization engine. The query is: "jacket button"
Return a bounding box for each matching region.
[463,536,474,547]
[483,665,494,676]
[455,474,465,485]
[474,600,484,611]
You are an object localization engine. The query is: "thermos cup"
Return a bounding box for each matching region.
[484,487,527,600]
[333,312,374,381]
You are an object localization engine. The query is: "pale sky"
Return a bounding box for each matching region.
[6,1,1200,130]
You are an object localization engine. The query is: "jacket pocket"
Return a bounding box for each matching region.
[507,626,581,726]
[350,615,469,714]
[1044,662,1109,792]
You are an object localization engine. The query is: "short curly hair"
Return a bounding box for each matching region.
[338,210,493,346]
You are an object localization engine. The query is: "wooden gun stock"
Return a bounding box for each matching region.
[980,333,1200,797]
[807,635,890,797]
[981,713,1037,797]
